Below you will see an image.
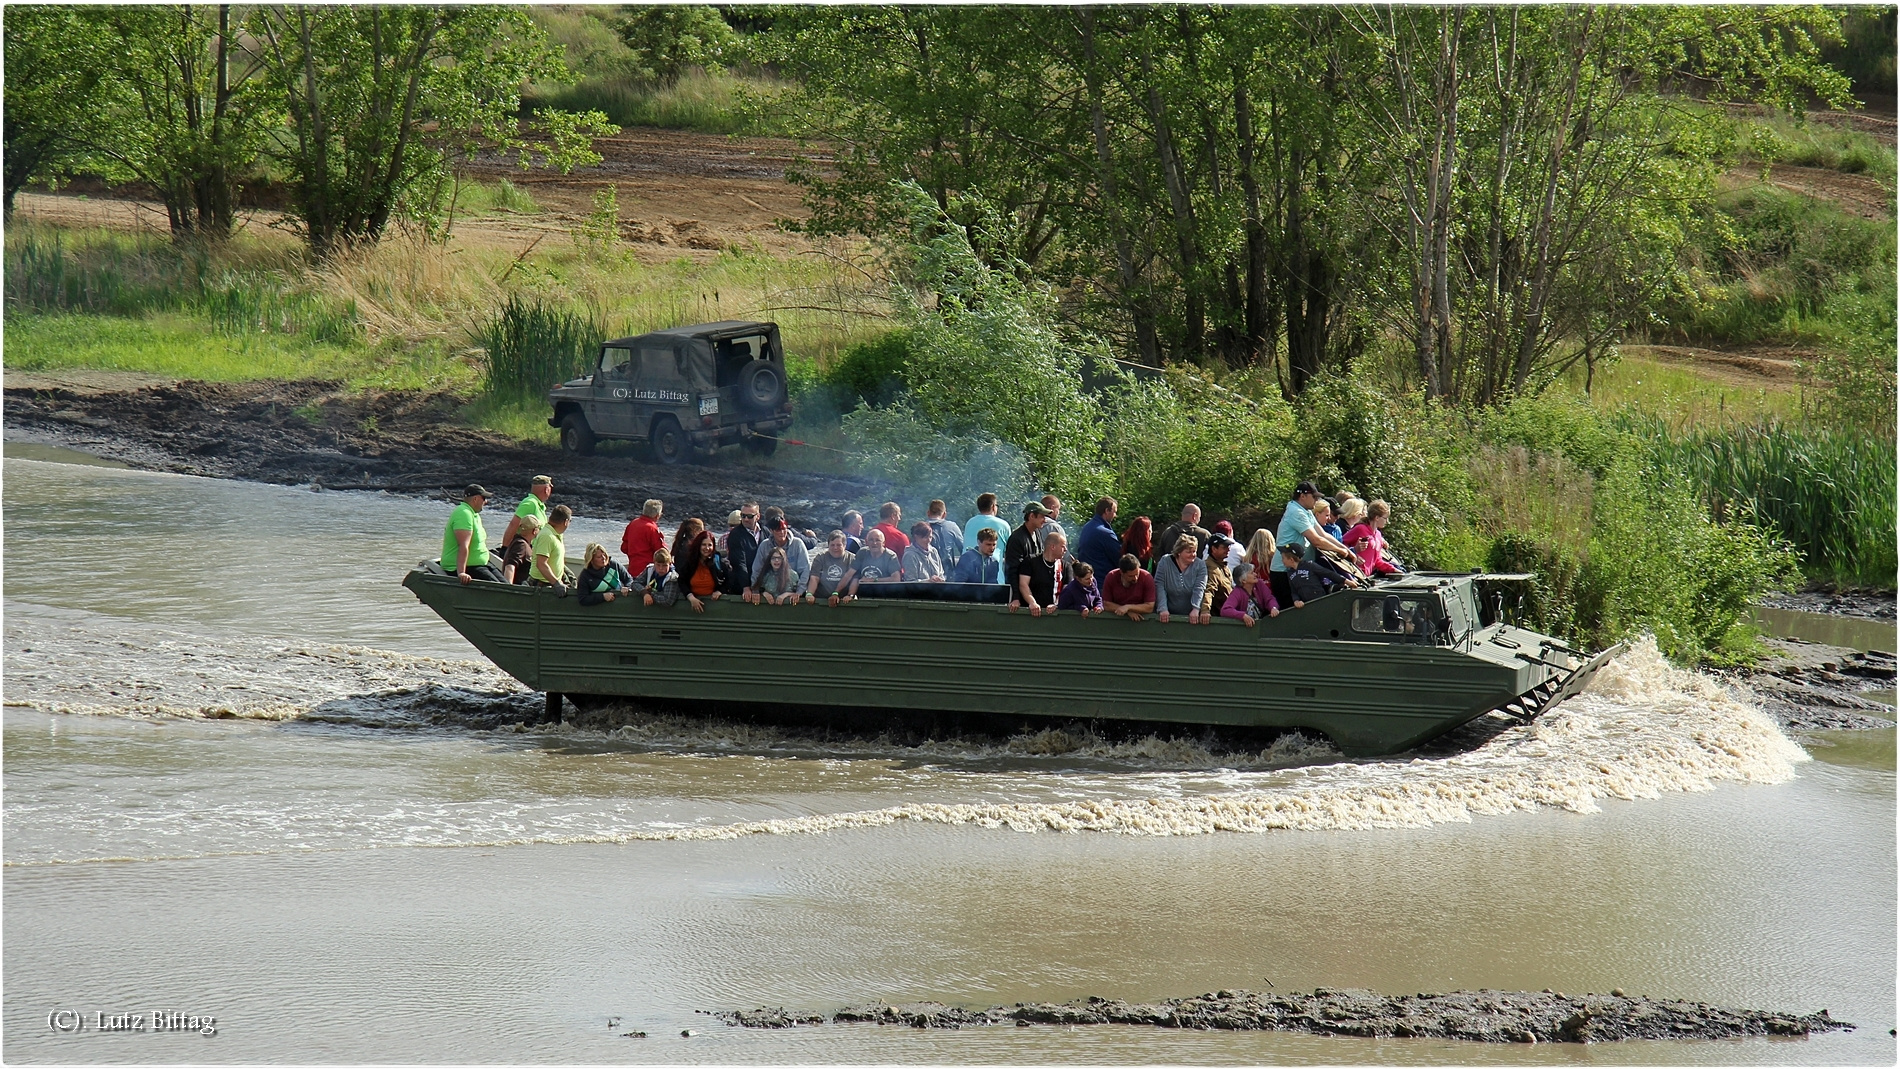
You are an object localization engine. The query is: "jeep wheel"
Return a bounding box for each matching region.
[737,361,788,412]
[742,434,779,457]
[560,413,596,456]
[650,416,688,465]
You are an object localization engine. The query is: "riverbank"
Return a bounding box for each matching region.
[2,374,880,532]
[719,987,1855,1043]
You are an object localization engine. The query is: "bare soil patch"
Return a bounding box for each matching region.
[11,126,830,263]
[1620,343,1807,387]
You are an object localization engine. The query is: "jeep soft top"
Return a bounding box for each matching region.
[549,320,793,463]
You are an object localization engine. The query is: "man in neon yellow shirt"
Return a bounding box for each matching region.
[502,475,553,546]
[441,484,502,584]
[532,504,574,596]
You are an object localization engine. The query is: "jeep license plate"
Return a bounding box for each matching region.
[698,396,719,416]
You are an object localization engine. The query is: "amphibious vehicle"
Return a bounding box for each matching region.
[403,566,1622,757]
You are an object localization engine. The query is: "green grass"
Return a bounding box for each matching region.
[1641,421,1897,589]
[526,68,791,135]
[1736,110,1898,184]
[3,313,476,393]
[459,394,560,445]
[452,178,539,216]
[1560,352,1802,428]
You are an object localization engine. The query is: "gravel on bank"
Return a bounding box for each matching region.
[3,378,884,533]
[1733,638,1897,731]
[716,987,1854,1043]
[1757,589,1897,622]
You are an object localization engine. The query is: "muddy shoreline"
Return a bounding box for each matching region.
[1737,638,1896,731]
[3,378,882,532]
[714,988,1855,1044]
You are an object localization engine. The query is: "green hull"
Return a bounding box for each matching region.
[403,568,1605,756]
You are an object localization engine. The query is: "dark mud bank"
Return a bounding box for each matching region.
[1758,589,1897,622]
[717,988,1855,1044]
[1736,638,1896,731]
[3,379,882,530]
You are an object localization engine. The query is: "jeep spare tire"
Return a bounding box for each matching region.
[737,361,787,412]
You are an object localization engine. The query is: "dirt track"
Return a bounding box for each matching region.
[3,377,882,532]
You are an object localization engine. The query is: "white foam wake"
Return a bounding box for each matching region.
[506,639,1807,841]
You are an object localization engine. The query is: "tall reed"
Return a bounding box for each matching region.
[475,295,604,399]
[1643,421,1897,588]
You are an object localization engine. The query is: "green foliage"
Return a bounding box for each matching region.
[575,185,621,253]
[613,6,740,85]
[821,329,913,409]
[77,6,277,238]
[452,178,539,216]
[757,5,1856,397]
[245,6,613,256]
[1290,373,1462,567]
[2,7,116,214]
[475,295,604,400]
[1734,110,1897,182]
[4,225,359,343]
[889,183,1106,502]
[1641,421,1897,589]
[1097,365,1296,524]
[1472,388,1626,476]
[1579,452,1799,664]
[531,68,781,134]
[1485,533,1584,641]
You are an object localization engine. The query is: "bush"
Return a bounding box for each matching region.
[1290,373,1464,568]
[822,329,912,409]
[476,295,604,399]
[1578,451,1799,664]
[1097,363,1296,526]
[1485,532,1584,640]
[889,182,1106,502]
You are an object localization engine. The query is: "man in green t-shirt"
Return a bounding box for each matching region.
[532,504,574,595]
[502,475,553,546]
[441,484,503,584]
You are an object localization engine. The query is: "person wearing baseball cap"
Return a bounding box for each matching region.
[1270,479,1354,608]
[1003,502,1052,606]
[441,484,503,585]
[503,475,554,547]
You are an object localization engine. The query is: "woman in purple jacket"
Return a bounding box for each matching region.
[1219,562,1281,626]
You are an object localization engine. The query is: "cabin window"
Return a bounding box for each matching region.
[1352,595,1437,637]
[720,334,768,361]
[600,346,633,377]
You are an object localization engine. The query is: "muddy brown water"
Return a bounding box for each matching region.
[2,444,1893,1064]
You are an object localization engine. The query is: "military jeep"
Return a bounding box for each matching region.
[548,320,793,463]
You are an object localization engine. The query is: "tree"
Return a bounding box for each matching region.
[1352,4,1853,402]
[2,7,114,218]
[83,5,273,239]
[246,6,614,257]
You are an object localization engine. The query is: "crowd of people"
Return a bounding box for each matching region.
[437,477,1406,623]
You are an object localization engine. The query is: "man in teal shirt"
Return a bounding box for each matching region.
[502,475,552,546]
[962,491,1011,565]
[1269,480,1353,607]
[442,484,502,584]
